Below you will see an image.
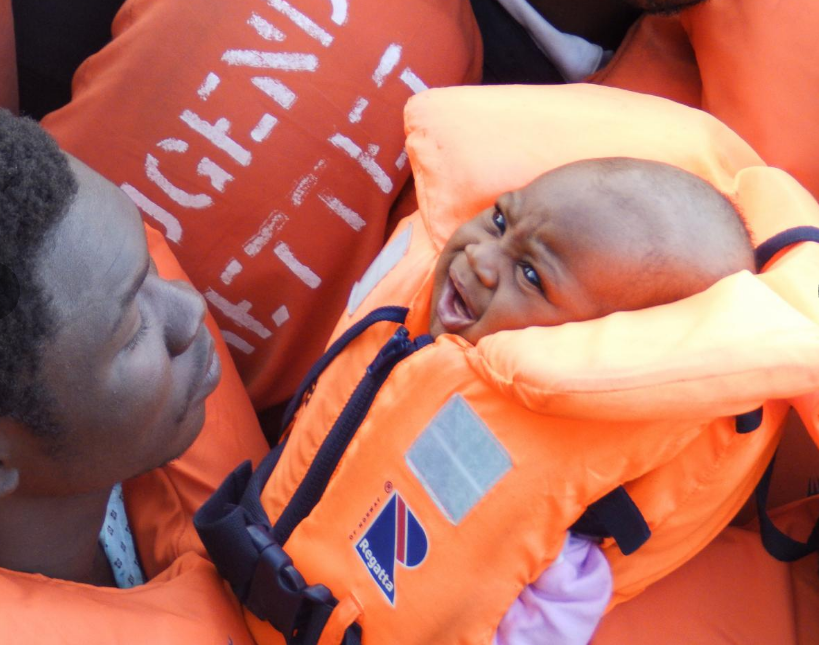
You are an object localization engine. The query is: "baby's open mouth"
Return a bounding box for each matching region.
[436,272,476,333]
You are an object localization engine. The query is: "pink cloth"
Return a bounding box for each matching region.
[493,535,612,645]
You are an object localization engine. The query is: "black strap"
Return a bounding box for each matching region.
[570,486,651,555]
[196,308,418,645]
[755,226,819,271]
[756,455,819,562]
[736,407,764,434]
[280,306,408,433]
[195,445,362,645]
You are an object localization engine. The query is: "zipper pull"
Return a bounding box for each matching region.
[367,326,412,375]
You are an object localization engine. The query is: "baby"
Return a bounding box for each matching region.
[428,157,755,644]
[430,157,755,342]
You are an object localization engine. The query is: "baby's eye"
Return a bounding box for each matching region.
[520,263,543,291]
[491,209,506,234]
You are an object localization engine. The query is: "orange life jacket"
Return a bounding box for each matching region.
[0,224,270,644]
[592,495,819,645]
[196,85,819,645]
[0,0,16,113]
[41,0,482,411]
[588,0,819,201]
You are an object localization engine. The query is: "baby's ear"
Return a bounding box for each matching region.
[0,418,23,498]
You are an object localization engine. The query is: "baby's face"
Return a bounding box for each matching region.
[429,164,656,343]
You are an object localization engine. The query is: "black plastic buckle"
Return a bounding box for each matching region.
[246,524,334,641]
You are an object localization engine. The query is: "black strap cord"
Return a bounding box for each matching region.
[755,226,819,272]
[756,455,819,562]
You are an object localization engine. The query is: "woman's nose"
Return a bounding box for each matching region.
[465,241,499,288]
[161,279,207,357]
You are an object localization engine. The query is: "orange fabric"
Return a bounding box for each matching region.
[0,224,269,643]
[42,0,482,411]
[0,553,257,644]
[246,85,819,644]
[593,497,819,645]
[0,0,17,113]
[680,0,819,216]
[592,0,819,201]
[587,14,701,109]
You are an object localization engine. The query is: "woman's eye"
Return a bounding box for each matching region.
[520,263,542,291]
[491,209,506,234]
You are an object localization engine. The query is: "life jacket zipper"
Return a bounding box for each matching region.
[273,325,432,544]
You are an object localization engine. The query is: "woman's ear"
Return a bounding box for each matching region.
[0,418,22,498]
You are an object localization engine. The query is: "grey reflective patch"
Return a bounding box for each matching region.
[347,223,412,315]
[406,395,512,524]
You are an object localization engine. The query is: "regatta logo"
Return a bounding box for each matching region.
[355,491,427,604]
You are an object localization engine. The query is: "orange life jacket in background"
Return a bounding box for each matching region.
[0,0,16,113]
[196,85,819,645]
[41,0,482,412]
[588,0,819,201]
[0,224,270,644]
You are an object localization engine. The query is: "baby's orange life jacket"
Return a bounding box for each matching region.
[196,85,819,645]
[0,225,269,644]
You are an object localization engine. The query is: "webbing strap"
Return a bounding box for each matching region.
[280,306,408,433]
[755,226,819,271]
[736,407,764,434]
[194,445,362,645]
[570,486,651,555]
[756,455,819,562]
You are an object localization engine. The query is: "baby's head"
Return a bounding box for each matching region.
[430,157,755,343]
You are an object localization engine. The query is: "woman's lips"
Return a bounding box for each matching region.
[436,271,476,333]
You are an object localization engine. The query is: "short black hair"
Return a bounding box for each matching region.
[0,110,78,438]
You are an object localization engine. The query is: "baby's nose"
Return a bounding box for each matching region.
[465,242,499,288]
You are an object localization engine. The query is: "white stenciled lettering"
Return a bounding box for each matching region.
[251,77,298,109]
[274,242,322,289]
[291,160,326,205]
[272,305,290,327]
[250,113,279,142]
[329,133,393,193]
[180,110,252,167]
[395,150,408,169]
[205,288,272,339]
[265,0,333,47]
[121,183,184,244]
[222,49,318,71]
[197,157,234,192]
[244,211,289,256]
[220,258,243,285]
[198,73,221,100]
[399,68,429,94]
[348,97,368,123]
[373,44,401,87]
[157,138,189,153]
[319,192,366,231]
[329,0,348,25]
[145,154,213,209]
[220,330,255,354]
[248,12,285,41]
